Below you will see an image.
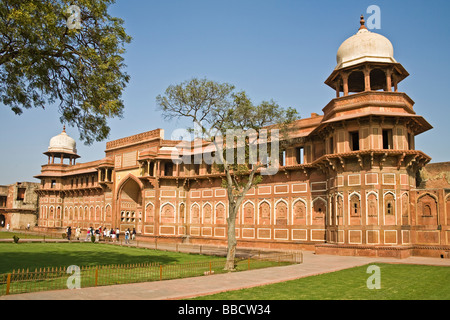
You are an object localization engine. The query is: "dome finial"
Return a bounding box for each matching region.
[359,14,367,30]
[62,125,66,133]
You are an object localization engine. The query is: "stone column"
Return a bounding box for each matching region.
[336,78,341,98]
[386,69,392,92]
[342,72,349,96]
[364,66,371,91]
[156,161,161,177]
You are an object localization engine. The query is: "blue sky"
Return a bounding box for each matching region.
[1,0,450,184]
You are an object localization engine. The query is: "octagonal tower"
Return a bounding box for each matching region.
[313,16,433,251]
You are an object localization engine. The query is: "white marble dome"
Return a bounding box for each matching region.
[48,127,77,154]
[335,21,396,69]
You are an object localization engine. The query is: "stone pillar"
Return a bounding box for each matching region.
[364,67,371,91]
[156,161,160,177]
[342,73,349,96]
[386,69,392,92]
[336,78,341,98]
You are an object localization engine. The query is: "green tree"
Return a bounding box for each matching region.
[157,78,299,271]
[0,0,131,144]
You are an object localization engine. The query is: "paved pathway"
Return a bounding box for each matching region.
[2,251,449,300]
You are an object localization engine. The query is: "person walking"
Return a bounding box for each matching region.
[67,226,72,241]
[75,227,81,240]
[116,228,120,242]
[132,228,136,241]
[125,228,130,244]
[85,227,91,241]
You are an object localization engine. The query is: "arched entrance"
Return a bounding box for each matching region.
[117,176,143,233]
[0,214,5,228]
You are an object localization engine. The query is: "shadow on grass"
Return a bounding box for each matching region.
[0,243,191,273]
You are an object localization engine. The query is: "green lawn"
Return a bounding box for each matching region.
[193,263,450,300]
[0,242,290,296]
[0,242,224,273]
[0,231,52,240]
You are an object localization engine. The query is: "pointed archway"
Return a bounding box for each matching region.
[116,175,143,232]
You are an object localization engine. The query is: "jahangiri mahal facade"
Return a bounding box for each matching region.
[35,17,450,259]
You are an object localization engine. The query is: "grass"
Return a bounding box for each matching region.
[0,242,291,295]
[192,263,450,300]
[0,242,225,273]
[0,231,49,240]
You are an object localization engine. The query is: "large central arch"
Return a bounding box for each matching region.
[116,174,144,232]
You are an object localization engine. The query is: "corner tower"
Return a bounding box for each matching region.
[313,16,433,251]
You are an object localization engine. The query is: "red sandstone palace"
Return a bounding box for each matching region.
[34,17,450,259]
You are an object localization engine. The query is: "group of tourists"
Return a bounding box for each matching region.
[65,226,136,243]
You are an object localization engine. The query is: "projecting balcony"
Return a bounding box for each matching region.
[322,91,416,122]
[311,149,431,172]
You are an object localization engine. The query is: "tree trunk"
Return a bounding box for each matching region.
[224,207,238,271]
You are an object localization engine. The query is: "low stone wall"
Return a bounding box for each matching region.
[315,243,450,259]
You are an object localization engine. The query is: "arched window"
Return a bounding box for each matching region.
[312,198,326,225]
[215,203,226,224]
[275,201,288,225]
[292,200,306,225]
[350,194,360,217]
[105,205,112,222]
[203,203,212,224]
[417,194,438,225]
[258,201,271,225]
[367,194,378,217]
[385,193,395,216]
[243,202,255,225]
[160,203,175,224]
[191,204,200,224]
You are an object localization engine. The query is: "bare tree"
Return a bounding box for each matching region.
[157,78,299,270]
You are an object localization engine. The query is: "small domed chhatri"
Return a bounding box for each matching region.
[336,15,396,69]
[44,126,80,165]
[325,15,409,96]
[48,126,78,155]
